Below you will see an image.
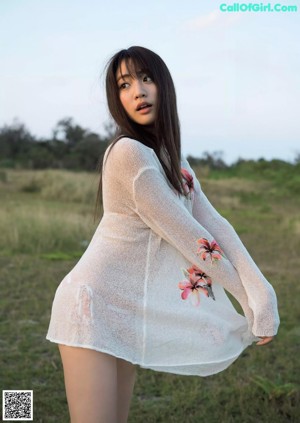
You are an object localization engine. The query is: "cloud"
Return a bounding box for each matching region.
[182,9,241,31]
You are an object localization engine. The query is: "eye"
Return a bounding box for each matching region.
[119,82,129,90]
[143,74,153,83]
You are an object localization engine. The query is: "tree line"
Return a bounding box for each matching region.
[0,118,114,171]
[0,118,299,178]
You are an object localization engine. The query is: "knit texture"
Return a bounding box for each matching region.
[46,137,280,376]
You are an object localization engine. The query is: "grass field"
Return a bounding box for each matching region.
[0,168,299,422]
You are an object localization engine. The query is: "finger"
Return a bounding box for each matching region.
[256,339,271,345]
[256,336,273,346]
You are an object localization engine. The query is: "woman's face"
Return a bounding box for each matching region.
[116,59,157,126]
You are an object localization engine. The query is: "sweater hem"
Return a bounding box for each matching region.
[45,335,254,376]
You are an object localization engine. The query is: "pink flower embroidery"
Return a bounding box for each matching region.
[196,238,227,263]
[178,264,215,307]
[181,168,194,200]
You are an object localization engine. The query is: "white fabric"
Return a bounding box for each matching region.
[46,137,280,376]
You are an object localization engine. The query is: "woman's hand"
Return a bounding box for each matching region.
[256,336,274,346]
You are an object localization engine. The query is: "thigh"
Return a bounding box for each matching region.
[58,344,118,423]
[117,358,137,423]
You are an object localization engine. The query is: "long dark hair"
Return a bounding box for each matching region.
[94,46,186,220]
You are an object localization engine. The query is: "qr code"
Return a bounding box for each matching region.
[2,390,33,421]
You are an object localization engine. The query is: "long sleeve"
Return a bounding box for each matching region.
[183,157,280,337]
[110,138,279,337]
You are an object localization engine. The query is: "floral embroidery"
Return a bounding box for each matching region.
[181,168,194,200]
[176,176,227,307]
[178,264,215,307]
[196,238,227,263]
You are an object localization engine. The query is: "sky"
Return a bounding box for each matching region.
[0,0,299,164]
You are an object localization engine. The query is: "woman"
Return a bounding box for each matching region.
[46,46,279,423]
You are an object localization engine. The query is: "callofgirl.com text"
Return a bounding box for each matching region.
[220,3,297,12]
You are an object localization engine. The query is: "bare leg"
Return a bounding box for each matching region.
[58,344,118,423]
[116,357,137,423]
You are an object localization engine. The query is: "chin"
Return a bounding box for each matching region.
[138,122,155,128]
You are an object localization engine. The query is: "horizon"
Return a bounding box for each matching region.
[2,115,298,166]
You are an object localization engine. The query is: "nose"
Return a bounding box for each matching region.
[134,80,146,99]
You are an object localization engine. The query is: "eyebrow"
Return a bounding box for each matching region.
[116,73,131,83]
[116,70,147,83]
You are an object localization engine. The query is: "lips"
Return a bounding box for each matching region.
[136,102,152,111]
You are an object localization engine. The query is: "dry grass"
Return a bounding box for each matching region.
[0,168,299,422]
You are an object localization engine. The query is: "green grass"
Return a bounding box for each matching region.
[0,168,299,422]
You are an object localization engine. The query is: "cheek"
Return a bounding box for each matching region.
[152,86,158,101]
[119,94,133,117]
[119,93,129,110]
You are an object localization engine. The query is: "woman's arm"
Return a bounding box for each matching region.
[110,138,279,337]
[183,158,280,338]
